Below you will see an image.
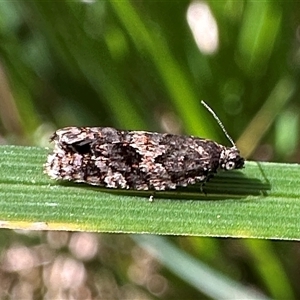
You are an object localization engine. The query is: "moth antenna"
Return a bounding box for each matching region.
[201,100,236,147]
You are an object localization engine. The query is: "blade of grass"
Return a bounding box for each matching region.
[244,239,295,300]
[133,235,269,299]
[238,75,296,157]
[0,145,300,240]
[109,0,215,138]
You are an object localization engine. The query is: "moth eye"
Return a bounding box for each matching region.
[226,161,235,170]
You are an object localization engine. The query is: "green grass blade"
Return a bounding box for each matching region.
[133,235,270,299]
[244,239,295,300]
[109,0,214,138]
[0,145,300,240]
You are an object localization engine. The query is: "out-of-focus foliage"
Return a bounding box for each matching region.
[0,0,299,299]
[0,0,298,160]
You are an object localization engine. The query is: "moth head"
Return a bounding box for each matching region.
[220,146,244,171]
[201,101,244,171]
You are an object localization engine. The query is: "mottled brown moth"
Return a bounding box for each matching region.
[45,101,244,190]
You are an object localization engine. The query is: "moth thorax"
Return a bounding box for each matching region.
[219,146,245,171]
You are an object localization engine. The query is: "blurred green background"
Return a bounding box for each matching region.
[0,0,299,299]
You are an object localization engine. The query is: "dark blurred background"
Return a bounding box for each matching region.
[0,1,299,299]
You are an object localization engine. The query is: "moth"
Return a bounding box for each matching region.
[44,101,244,191]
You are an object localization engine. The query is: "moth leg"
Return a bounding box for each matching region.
[199,183,205,194]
